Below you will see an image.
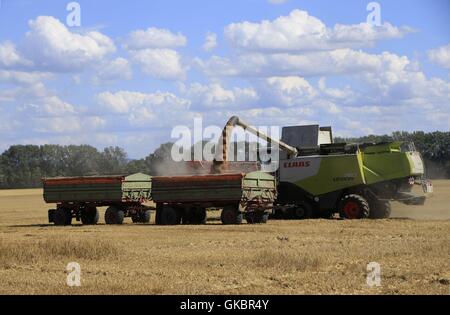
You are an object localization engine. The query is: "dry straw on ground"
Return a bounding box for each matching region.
[0,181,449,294]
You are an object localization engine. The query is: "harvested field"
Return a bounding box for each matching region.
[0,181,449,294]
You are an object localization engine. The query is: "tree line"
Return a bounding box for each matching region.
[0,143,176,188]
[0,130,448,188]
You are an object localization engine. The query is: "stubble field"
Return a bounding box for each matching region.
[0,181,449,295]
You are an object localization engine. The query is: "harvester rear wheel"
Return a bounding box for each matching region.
[160,206,181,225]
[54,208,72,226]
[81,207,99,225]
[369,200,391,219]
[221,205,243,225]
[104,206,125,225]
[338,194,370,219]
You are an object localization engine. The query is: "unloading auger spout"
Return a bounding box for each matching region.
[212,116,298,173]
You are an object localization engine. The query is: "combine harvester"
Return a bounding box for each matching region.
[217,116,433,220]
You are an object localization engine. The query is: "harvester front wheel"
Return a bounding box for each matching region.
[369,200,391,219]
[221,206,243,225]
[338,194,370,219]
[105,206,125,225]
[81,207,99,225]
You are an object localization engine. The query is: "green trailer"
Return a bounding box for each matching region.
[44,171,277,226]
[44,173,153,226]
[152,171,277,225]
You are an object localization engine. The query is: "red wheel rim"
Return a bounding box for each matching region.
[343,201,361,219]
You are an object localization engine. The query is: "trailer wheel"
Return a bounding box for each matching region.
[186,207,207,225]
[141,210,151,223]
[54,208,72,226]
[131,214,140,223]
[369,200,391,219]
[221,206,243,225]
[81,207,99,225]
[155,203,163,225]
[338,194,370,219]
[160,206,181,225]
[261,213,269,223]
[105,206,125,225]
[245,212,267,224]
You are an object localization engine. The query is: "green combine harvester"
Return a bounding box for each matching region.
[218,116,433,220]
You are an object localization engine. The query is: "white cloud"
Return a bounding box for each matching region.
[97,90,190,114]
[331,22,413,44]
[93,57,132,84]
[197,49,383,78]
[0,41,32,68]
[428,43,450,69]
[195,55,240,77]
[358,52,450,104]
[19,96,75,117]
[318,77,354,100]
[97,90,149,113]
[180,82,258,108]
[203,32,218,52]
[313,99,341,114]
[124,27,187,50]
[23,16,115,72]
[264,76,316,105]
[0,70,53,85]
[268,0,289,4]
[224,10,411,52]
[97,90,191,127]
[129,48,186,80]
[34,116,106,133]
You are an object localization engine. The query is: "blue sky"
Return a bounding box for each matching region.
[0,0,449,158]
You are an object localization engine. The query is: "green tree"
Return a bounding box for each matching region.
[99,146,128,175]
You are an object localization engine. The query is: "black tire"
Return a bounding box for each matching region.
[81,207,99,225]
[291,202,313,220]
[369,200,391,219]
[245,213,256,224]
[104,206,125,225]
[54,208,72,226]
[221,205,243,225]
[245,212,268,224]
[261,213,269,224]
[141,210,151,223]
[160,206,181,225]
[155,203,163,225]
[131,214,140,223]
[338,194,370,219]
[191,207,207,225]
